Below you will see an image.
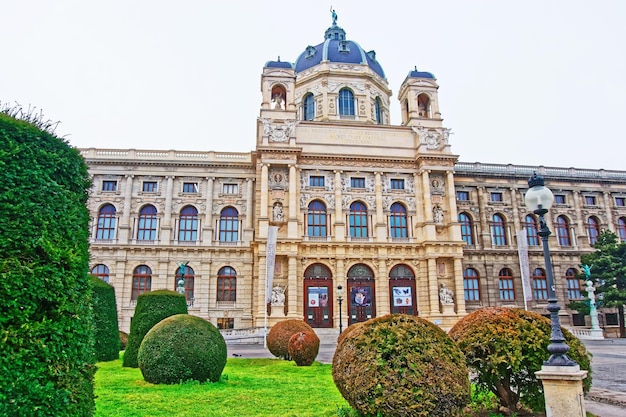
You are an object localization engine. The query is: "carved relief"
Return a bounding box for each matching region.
[269,169,289,190]
[412,126,452,150]
[430,175,445,195]
[258,118,298,143]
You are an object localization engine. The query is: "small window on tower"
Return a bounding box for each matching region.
[309,176,325,187]
[390,179,404,190]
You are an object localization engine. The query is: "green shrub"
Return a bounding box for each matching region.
[288,331,320,366]
[332,314,470,417]
[449,307,592,413]
[138,314,227,384]
[0,112,95,416]
[123,289,188,368]
[266,319,314,360]
[90,276,120,361]
[119,331,129,351]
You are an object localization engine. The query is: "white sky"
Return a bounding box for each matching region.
[2,1,625,171]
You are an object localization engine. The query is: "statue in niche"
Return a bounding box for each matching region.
[439,284,454,305]
[272,92,284,110]
[272,203,284,222]
[433,205,444,224]
[271,284,285,306]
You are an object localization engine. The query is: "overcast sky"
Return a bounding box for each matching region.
[2,1,625,171]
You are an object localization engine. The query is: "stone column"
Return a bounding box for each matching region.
[413,172,425,240]
[260,165,269,218]
[203,177,214,243]
[421,171,435,240]
[510,187,522,234]
[477,187,491,248]
[374,172,385,241]
[288,165,298,237]
[572,191,585,237]
[453,257,466,314]
[287,255,298,318]
[161,176,174,243]
[334,170,345,241]
[446,171,460,240]
[603,191,615,232]
[428,258,439,314]
[535,366,587,417]
[118,174,134,243]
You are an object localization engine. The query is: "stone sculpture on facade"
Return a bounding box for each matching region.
[439,283,454,305]
[271,284,285,306]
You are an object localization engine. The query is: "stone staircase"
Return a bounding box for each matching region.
[313,328,340,345]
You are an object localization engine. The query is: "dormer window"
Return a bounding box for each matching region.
[305,45,316,59]
[367,50,376,60]
[338,40,350,53]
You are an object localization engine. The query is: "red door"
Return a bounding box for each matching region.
[304,278,333,328]
[347,279,376,325]
[389,278,418,315]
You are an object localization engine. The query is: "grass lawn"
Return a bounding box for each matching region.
[95,356,349,417]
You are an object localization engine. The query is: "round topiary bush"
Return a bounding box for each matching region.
[449,307,592,414]
[123,289,188,368]
[288,331,320,366]
[90,275,120,362]
[138,314,227,384]
[333,314,470,417]
[266,319,314,360]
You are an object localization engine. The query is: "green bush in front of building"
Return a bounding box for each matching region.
[123,289,188,368]
[90,275,120,361]
[138,314,227,384]
[332,314,470,417]
[0,112,95,416]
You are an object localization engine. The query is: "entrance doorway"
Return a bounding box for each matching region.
[347,264,376,325]
[303,264,333,328]
[389,264,418,315]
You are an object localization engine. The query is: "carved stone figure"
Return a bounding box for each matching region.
[271,285,285,306]
[272,203,284,222]
[439,283,454,305]
[433,205,444,224]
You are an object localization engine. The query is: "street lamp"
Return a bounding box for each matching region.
[525,173,576,366]
[337,284,344,334]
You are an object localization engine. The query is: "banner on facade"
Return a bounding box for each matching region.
[265,226,278,304]
[517,229,532,305]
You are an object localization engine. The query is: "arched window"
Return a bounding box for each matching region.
[217,266,237,302]
[349,201,368,238]
[219,207,239,242]
[307,200,327,237]
[96,204,116,240]
[532,268,548,300]
[403,99,409,123]
[618,217,626,242]
[498,268,515,301]
[566,268,582,300]
[586,216,600,245]
[91,264,110,283]
[303,93,315,121]
[137,205,157,240]
[491,214,508,246]
[463,268,480,301]
[178,205,198,242]
[131,265,152,300]
[389,203,408,238]
[523,214,539,246]
[374,97,383,124]
[338,88,355,116]
[459,212,474,246]
[556,215,572,246]
[175,264,194,303]
[417,93,430,118]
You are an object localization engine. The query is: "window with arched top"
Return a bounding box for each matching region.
[178,205,198,242]
[307,200,327,237]
[137,205,157,240]
[417,93,430,118]
[389,203,408,238]
[491,214,508,246]
[618,217,626,242]
[91,264,110,283]
[219,207,239,242]
[566,268,582,300]
[96,204,116,240]
[498,268,515,301]
[374,97,383,124]
[338,88,355,116]
[463,268,480,301]
[532,268,548,300]
[459,212,474,246]
[556,215,572,246]
[303,93,315,121]
[217,266,237,302]
[349,201,368,238]
[175,264,194,302]
[131,265,152,300]
[586,216,600,245]
[523,214,540,246]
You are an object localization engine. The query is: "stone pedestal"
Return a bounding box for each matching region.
[535,365,588,417]
[270,304,285,318]
[441,303,455,315]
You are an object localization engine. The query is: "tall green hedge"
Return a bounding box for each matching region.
[123,289,188,368]
[90,275,120,361]
[0,113,95,416]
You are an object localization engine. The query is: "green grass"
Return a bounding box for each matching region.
[95,356,349,417]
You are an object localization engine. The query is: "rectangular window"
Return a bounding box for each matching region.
[499,278,515,301]
[142,181,157,192]
[390,179,404,190]
[585,196,597,206]
[217,318,234,329]
[490,192,503,202]
[351,177,365,188]
[102,180,117,192]
[615,197,625,207]
[457,191,470,201]
[554,195,566,204]
[309,176,325,187]
[572,314,586,327]
[222,183,238,194]
[605,313,619,326]
[566,278,582,300]
[183,182,199,193]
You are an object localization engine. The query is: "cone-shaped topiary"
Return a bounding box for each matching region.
[123,289,188,368]
[288,331,320,366]
[333,314,470,417]
[138,314,227,384]
[449,307,592,413]
[90,275,120,361]
[266,319,314,360]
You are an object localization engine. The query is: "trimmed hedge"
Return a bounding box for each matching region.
[449,307,592,413]
[266,319,314,360]
[138,314,227,384]
[90,276,120,361]
[333,314,470,417]
[0,113,95,416]
[288,331,320,366]
[123,289,188,368]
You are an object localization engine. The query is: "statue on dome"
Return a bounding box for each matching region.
[330,7,338,25]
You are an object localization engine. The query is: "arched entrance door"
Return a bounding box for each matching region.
[389,264,418,315]
[303,263,333,328]
[347,264,376,325]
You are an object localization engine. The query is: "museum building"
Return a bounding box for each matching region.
[82,15,626,335]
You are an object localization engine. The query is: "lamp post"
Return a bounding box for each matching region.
[525,173,576,366]
[337,284,344,334]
